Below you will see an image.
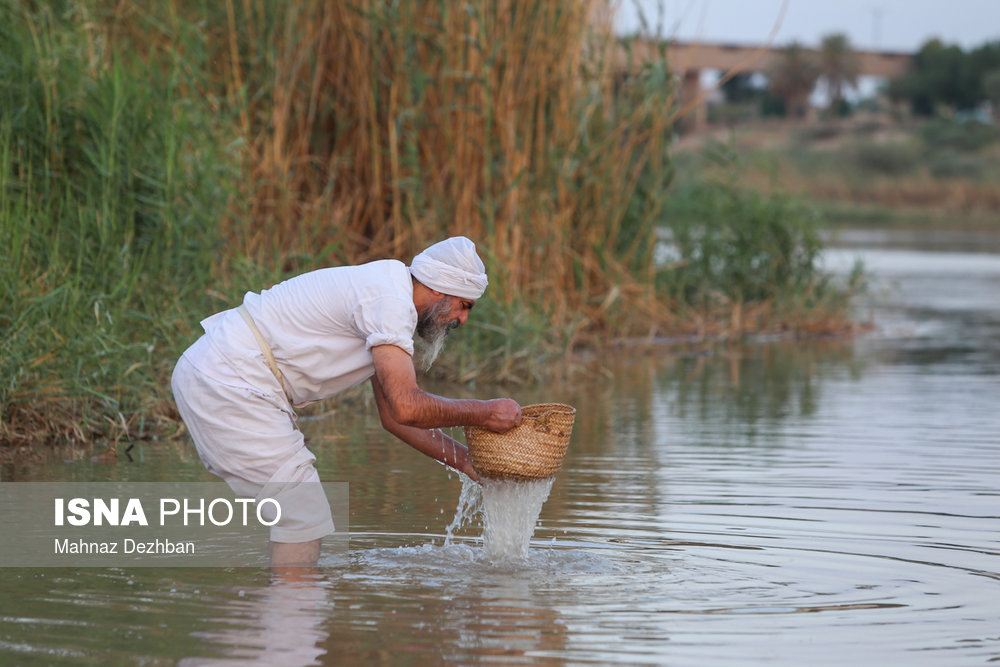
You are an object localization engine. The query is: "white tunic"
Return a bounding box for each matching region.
[182,259,416,408]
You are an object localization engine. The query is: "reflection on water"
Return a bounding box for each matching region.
[181,574,332,666]
[1,230,999,664]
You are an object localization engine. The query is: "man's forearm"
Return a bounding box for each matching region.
[402,425,474,475]
[370,345,521,433]
[371,375,479,479]
[382,417,478,480]
[388,388,492,429]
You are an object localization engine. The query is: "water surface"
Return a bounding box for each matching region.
[1,229,998,664]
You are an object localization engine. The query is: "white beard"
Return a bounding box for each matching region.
[415,299,457,371]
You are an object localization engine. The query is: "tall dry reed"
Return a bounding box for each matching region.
[219,0,678,337]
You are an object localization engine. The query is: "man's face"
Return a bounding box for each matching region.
[415,294,475,370]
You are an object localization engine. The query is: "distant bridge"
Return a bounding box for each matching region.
[619,39,915,128]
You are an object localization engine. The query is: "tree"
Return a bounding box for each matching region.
[984,69,1000,121]
[968,41,1000,111]
[887,39,1000,115]
[818,33,860,113]
[768,42,820,118]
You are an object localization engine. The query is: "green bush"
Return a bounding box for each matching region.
[792,123,844,144]
[851,120,885,136]
[849,140,922,176]
[919,119,1000,153]
[659,151,824,306]
[928,149,989,179]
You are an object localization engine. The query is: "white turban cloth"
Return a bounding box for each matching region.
[408,236,488,300]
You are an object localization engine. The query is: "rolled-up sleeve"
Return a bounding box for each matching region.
[355,296,416,356]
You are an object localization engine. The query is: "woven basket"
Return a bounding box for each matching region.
[464,403,576,480]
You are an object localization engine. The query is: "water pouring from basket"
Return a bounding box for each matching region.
[461,403,575,561]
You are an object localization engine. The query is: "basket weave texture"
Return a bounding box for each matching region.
[464,403,576,480]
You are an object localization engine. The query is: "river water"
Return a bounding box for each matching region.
[1,228,998,664]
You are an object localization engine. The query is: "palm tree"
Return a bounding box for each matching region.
[768,42,820,118]
[819,33,860,113]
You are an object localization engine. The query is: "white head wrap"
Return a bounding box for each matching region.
[409,236,488,300]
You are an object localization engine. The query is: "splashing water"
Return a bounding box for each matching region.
[444,473,482,545]
[445,475,555,562]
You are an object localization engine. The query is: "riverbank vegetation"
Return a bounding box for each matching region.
[2,1,859,450]
[674,118,1000,229]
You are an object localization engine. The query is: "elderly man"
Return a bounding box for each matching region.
[171,237,522,566]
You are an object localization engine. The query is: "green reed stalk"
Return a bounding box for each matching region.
[1,0,236,446]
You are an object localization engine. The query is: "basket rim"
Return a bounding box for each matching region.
[465,402,575,435]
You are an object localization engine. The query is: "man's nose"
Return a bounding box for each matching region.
[457,310,469,326]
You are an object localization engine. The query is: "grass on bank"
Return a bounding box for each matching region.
[1,1,859,449]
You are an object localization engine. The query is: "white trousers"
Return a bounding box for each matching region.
[171,349,334,543]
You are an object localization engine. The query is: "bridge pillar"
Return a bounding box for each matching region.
[680,69,706,132]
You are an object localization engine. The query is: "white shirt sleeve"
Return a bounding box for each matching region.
[354,294,416,356]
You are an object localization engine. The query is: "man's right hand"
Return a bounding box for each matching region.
[482,398,522,433]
